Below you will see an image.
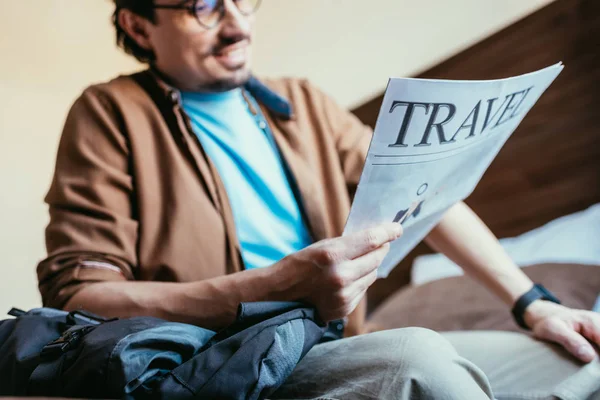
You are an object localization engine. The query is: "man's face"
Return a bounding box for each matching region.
[144,0,255,92]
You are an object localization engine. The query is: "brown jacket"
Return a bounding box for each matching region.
[38,71,372,329]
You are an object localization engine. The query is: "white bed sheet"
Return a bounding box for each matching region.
[411,203,600,286]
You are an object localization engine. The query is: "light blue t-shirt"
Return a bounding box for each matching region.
[181,89,313,269]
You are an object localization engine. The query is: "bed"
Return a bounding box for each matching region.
[368,204,600,331]
[413,203,600,285]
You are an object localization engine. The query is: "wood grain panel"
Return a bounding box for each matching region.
[354,0,600,313]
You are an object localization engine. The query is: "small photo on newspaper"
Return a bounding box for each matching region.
[343,63,564,278]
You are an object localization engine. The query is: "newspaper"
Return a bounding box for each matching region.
[343,63,564,278]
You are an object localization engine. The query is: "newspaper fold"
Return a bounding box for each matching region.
[343,63,564,277]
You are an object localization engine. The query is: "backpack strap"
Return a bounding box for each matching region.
[27,324,97,395]
[66,309,116,325]
[8,307,26,317]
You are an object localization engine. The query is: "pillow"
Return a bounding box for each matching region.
[368,264,600,332]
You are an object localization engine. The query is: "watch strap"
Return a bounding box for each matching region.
[511,284,561,330]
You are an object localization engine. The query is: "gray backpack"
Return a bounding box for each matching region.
[0,302,334,399]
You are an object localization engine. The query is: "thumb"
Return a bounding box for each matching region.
[534,318,597,362]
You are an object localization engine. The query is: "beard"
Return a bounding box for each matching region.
[199,68,252,92]
[151,61,252,93]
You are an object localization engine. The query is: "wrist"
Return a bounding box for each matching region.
[522,299,546,329]
[265,256,314,302]
[523,299,561,329]
[512,283,561,329]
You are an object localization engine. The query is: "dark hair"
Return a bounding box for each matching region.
[112,0,157,63]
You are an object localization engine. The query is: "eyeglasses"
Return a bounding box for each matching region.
[153,0,261,29]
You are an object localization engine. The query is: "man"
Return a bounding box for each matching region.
[38,0,600,398]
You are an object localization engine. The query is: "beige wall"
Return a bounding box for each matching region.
[0,0,553,313]
[253,0,554,108]
[0,0,140,311]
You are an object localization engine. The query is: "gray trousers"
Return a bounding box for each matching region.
[271,328,600,400]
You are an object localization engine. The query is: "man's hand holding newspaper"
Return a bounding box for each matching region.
[345,63,564,277]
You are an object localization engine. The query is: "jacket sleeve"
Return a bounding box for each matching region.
[37,87,137,309]
[305,81,373,198]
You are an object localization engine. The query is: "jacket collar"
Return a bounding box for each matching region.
[244,76,293,120]
[146,69,293,120]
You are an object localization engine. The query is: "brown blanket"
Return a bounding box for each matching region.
[369,263,600,332]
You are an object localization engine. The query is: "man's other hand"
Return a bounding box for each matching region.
[280,223,403,322]
[525,300,600,363]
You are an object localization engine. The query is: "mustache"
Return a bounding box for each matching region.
[210,34,251,55]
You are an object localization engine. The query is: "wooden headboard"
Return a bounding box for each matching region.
[354,0,600,313]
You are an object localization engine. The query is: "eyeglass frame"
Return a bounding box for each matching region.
[152,0,261,30]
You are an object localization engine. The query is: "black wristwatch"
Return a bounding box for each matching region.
[511,284,561,330]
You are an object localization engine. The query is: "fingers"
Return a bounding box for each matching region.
[319,267,378,322]
[305,224,400,323]
[311,239,391,288]
[320,242,388,293]
[579,312,600,346]
[326,244,388,318]
[340,223,403,260]
[334,267,379,318]
[535,318,597,363]
[350,265,379,293]
[322,286,371,323]
[344,242,390,281]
